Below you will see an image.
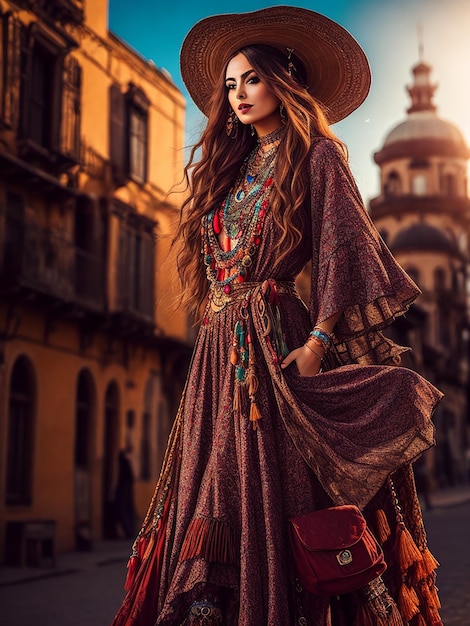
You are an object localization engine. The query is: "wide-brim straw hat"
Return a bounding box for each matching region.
[180,5,371,124]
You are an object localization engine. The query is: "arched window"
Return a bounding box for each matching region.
[437,306,450,347]
[384,171,401,196]
[411,174,427,196]
[442,173,456,196]
[6,356,36,505]
[452,267,464,294]
[75,370,95,469]
[103,381,120,538]
[434,268,446,292]
[405,266,420,286]
[140,411,151,481]
[74,369,96,550]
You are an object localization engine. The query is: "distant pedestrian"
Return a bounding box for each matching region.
[114,448,136,539]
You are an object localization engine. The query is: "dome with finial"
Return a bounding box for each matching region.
[391,223,460,256]
[375,60,470,163]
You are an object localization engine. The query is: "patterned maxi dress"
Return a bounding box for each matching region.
[112,139,443,626]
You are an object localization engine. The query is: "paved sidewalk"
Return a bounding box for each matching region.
[0,537,131,588]
[428,484,470,509]
[1,484,469,589]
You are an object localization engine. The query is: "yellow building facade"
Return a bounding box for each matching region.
[0,0,191,562]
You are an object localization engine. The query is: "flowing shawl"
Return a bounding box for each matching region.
[112,138,443,626]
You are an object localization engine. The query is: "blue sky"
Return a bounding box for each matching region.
[108,0,470,202]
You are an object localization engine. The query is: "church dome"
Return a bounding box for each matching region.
[375,61,470,163]
[392,223,459,255]
[383,111,467,151]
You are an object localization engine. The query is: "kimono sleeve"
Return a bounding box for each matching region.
[307,139,420,365]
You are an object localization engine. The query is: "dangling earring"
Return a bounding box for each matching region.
[279,103,287,125]
[226,111,238,138]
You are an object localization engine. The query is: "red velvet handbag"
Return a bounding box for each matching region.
[288,505,386,596]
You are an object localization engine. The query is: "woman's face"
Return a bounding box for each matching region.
[225,52,281,135]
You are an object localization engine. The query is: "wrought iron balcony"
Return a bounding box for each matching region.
[0,207,104,312]
[16,0,84,25]
[113,256,155,331]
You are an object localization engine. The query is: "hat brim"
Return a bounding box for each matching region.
[180,6,371,124]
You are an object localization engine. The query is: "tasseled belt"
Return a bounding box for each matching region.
[206,279,299,429]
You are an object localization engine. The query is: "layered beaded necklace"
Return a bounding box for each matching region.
[202,126,284,298]
[222,129,281,239]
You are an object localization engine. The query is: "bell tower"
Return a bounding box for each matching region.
[370,59,470,488]
[406,60,437,114]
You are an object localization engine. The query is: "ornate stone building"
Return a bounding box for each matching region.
[370,59,470,488]
[0,0,191,562]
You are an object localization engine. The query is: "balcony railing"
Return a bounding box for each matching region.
[16,0,84,24]
[0,208,104,312]
[75,246,105,309]
[112,225,155,328]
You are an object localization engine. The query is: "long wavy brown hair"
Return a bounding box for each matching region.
[175,44,345,318]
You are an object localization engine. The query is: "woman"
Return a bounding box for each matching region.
[112,7,443,626]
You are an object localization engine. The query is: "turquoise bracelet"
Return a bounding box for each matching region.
[308,327,331,350]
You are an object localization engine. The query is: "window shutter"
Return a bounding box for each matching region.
[61,54,81,162]
[1,13,23,129]
[140,229,154,318]
[127,228,137,311]
[126,84,150,184]
[116,221,128,310]
[109,83,126,185]
[18,23,33,139]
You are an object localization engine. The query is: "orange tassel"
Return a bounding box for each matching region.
[233,383,243,414]
[124,554,140,591]
[397,583,420,622]
[421,547,440,571]
[419,580,442,609]
[412,548,439,583]
[180,516,236,564]
[421,602,442,625]
[249,400,262,429]
[412,559,428,585]
[431,585,442,609]
[414,580,443,625]
[395,524,423,573]
[375,508,391,545]
[412,614,427,626]
[230,346,239,365]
